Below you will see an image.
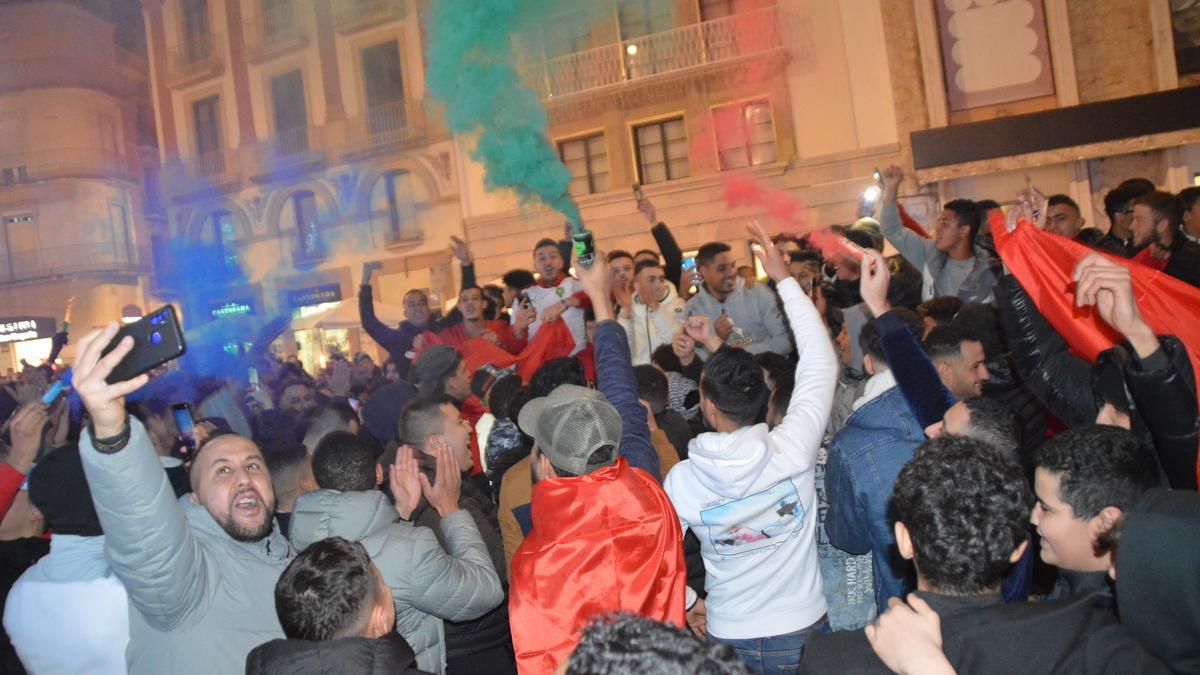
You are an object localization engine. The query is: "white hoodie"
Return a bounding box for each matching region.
[617,284,687,365]
[664,277,837,640]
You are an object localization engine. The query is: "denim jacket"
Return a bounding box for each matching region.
[824,387,925,614]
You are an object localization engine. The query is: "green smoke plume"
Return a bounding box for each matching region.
[425,0,581,228]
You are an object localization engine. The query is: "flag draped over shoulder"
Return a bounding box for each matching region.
[415,319,576,380]
[508,458,687,675]
[992,215,1200,485]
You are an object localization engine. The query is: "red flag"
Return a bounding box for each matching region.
[509,459,686,674]
[992,216,1200,485]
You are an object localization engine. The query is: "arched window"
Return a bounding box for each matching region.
[292,190,321,259]
[383,170,419,242]
[204,210,238,271]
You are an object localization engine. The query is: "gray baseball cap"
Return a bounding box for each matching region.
[518,384,622,476]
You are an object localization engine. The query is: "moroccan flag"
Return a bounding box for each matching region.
[508,458,687,674]
[992,215,1200,485]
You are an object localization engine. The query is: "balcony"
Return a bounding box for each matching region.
[0,148,136,185]
[0,243,151,284]
[342,99,428,158]
[243,3,308,63]
[333,0,404,33]
[161,149,240,200]
[166,34,224,88]
[0,57,141,97]
[523,6,800,102]
[252,126,325,181]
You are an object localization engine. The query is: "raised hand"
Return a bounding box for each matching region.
[389,445,422,520]
[73,322,151,438]
[419,439,461,517]
[7,402,48,473]
[449,236,473,265]
[714,313,734,341]
[361,261,383,285]
[672,331,697,366]
[684,315,723,353]
[747,221,788,283]
[1073,253,1158,357]
[860,249,892,318]
[636,197,658,225]
[881,165,904,203]
[612,278,635,314]
[328,358,352,397]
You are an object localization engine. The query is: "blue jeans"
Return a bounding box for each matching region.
[709,617,830,675]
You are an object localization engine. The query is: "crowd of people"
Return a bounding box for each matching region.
[0,168,1197,675]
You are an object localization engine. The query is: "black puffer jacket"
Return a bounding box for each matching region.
[245,633,428,675]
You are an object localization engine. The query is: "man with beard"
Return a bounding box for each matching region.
[73,322,292,674]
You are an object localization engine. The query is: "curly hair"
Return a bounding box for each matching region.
[566,613,749,675]
[701,347,769,427]
[893,436,1032,595]
[1033,426,1159,520]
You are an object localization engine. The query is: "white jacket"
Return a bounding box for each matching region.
[4,535,129,675]
[663,277,837,640]
[618,284,687,365]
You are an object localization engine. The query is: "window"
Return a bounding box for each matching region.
[108,203,132,264]
[617,0,673,39]
[3,213,38,277]
[293,191,321,259]
[192,95,223,175]
[544,10,593,58]
[260,0,293,39]
[204,210,238,271]
[361,41,406,136]
[714,100,776,170]
[383,170,419,241]
[558,134,609,197]
[700,0,775,21]
[181,0,211,61]
[1173,2,1200,75]
[270,70,308,154]
[634,117,688,184]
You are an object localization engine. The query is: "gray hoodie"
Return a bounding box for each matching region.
[79,420,293,675]
[685,277,792,357]
[289,489,503,674]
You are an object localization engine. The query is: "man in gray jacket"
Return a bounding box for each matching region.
[878,165,995,303]
[685,241,792,357]
[290,430,503,674]
[72,322,293,675]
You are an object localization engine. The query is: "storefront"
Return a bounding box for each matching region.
[0,316,58,375]
[288,283,347,374]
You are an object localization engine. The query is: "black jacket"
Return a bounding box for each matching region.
[981,355,1048,468]
[1122,337,1199,489]
[995,273,1100,429]
[245,633,428,675]
[800,591,1169,675]
[1160,236,1200,289]
[1093,232,1139,259]
[1115,489,1200,673]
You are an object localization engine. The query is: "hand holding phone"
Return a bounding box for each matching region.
[100,306,186,385]
[172,402,196,450]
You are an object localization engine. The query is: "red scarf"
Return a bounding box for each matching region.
[509,458,686,674]
[992,215,1200,486]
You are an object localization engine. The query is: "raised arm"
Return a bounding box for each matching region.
[576,250,661,481]
[878,165,934,270]
[860,250,955,428]
[1074,253,1198,489]
[994,272,1097,428]
[73,322,208,631]
[752,223,837,466]
[642,198,684,290]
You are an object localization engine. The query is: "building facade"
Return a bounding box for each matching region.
[457,0,1200,283]
[141,0,464,369]
[0,0,157,374]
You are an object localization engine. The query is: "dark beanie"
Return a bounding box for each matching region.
[28,445,103,537]
[414,345,462,395]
